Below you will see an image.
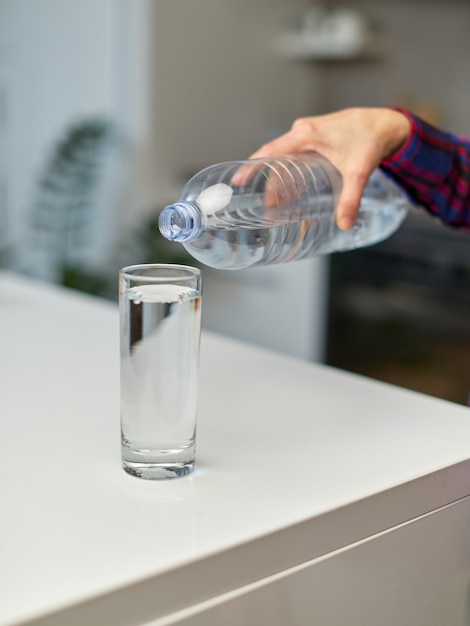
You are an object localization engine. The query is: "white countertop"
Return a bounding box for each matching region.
[1,271,470,626]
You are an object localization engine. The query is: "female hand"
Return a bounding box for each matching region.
[245,108,411,230]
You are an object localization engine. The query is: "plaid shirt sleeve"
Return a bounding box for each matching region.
[380,107,470,230]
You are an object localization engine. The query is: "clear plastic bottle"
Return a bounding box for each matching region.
[158,152,411,270]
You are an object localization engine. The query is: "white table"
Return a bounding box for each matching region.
[1,271,470,626]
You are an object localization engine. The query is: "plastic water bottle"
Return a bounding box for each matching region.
[158,152,411,270]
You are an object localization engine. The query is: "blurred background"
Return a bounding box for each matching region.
[0,0,469,404]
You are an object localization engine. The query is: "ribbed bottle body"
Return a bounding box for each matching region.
[159,153,410,270]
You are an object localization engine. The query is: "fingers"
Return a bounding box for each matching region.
[336,195,359,230]
[232,111,381,231]
[231,158,265,187]
[231,129,304,186]
[336,171,369,230]
[248,129,303,160]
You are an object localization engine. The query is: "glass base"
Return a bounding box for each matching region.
[122,442,195,480]
[122,459,194,480]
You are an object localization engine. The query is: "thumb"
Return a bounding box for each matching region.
[335,173,368,230]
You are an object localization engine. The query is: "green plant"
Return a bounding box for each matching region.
[29,117,115,293]
[29,117,197,299]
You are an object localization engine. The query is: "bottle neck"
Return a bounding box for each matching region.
[158,201,202,242]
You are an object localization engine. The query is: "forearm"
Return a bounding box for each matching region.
[381,107,470,230]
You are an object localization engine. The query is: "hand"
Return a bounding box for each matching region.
[244,108,411,230]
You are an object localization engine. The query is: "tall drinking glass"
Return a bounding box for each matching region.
[119,264,202,479]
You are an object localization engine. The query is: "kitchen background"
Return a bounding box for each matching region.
[1,0,469,404]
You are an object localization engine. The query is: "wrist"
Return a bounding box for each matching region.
[382,109,412,159]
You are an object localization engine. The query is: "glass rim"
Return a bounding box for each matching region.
[120,263,201,283]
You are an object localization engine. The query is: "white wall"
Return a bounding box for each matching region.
[202,260,330,363]
[0,0,121,275]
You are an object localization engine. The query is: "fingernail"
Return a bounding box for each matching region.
[338,216,353,230]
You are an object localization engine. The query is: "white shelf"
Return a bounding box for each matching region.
[276,31,384,61]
